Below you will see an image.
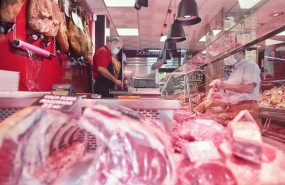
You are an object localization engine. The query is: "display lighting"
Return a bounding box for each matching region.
[175,0,201,26]
[238,0,261,9]
[104,0,135,7]
[116,28,139,36]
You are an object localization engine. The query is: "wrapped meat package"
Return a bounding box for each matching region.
[184,140,221,163]
[0,107,86,185]
[227,110,263,164]
[78,104,176,185]
[173,118,226,153]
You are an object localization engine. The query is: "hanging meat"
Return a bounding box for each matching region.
[82,19,93,61]
[68,17,83,56]
[56,12,69,52]
[0,0,25,22]
[27,0,61,37]
[68,12,93,61]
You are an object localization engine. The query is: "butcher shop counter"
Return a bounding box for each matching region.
[259,106,285,142]
[82,99,180,133]
[0,92,180,132]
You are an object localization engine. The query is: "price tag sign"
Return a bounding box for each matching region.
[51,84,75,96]
[33,94,82,118]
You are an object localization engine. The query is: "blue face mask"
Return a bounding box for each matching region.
[111,47,120,55]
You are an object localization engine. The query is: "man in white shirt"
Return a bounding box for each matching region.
[219,50,261,103]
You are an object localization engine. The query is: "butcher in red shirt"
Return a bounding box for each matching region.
[93,37,123,97]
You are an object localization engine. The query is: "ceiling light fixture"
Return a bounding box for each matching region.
[117,28,139,36]
[175,0,201,26]
[163,40,177,51]
[238,0,261,9]
[166,22,186,43]
[104,0,135,7]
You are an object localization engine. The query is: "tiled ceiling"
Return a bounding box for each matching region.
[86,0,285,51]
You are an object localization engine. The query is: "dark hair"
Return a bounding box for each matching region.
[107,37,120,44]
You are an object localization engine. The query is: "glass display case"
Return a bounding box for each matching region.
[161,0,285,140]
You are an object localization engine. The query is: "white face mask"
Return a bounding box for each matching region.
[225,55,238,65]
[111,47,120,55]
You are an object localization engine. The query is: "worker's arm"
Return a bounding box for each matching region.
[98,66,122,87]
[219,82,256,93]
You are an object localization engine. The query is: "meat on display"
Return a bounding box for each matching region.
[77,104,176,185]
[0,104,285,185]
[56,11,69,52]
[27,0,61,37]
[0,0,25,22]
[0,106,86,184]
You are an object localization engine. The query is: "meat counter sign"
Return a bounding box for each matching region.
[34,95,79,111]
[136,50,160,56]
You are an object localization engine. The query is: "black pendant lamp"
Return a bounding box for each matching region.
[175,0,201,26]
[163,40,177,52]
[166,22,186,42]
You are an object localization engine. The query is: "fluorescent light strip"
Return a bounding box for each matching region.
[277,31,285,36]
[160,36,167,42]
[199,36,206,42]
[106,28,110,38]
[265,39,284,46]
[117,28,139,36]
[104,0,135,7]
[213,30,221,36]
[238,0,261,9]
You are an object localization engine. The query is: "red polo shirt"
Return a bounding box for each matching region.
[92,45,112,79]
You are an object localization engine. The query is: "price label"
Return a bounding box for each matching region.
[34,94,80,112]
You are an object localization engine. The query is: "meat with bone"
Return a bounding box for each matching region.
[68,16,93,61]
[177,159,238,185]
[68,18,83,57]
[0,0,24,22]
[27,0,61,37]
[56,11,69,52]
[0,106,86,185]
[78,104,176,185]
[173,118,226,153]
[81,18,94,61]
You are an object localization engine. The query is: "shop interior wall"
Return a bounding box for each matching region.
[0,0,93,92]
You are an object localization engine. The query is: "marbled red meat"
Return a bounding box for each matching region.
[0,107,86,185]
[27,0,61,37]
[173,119,226,153]
[78,104,176,185]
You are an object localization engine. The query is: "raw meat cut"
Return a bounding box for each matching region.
[173,109,194,123]
[173,119,226,153]
[78,104,176,185]
[0,0,24,22]
[0,106,86,185]
[68,18,82,56]
[56,11,69,52]
[81,18,94,61]
[27,0,61,37]
[227,110,263,164]
[219,142,285,185]
[177,161,238,185]
[68,14,93,61]
[184,140,222,163]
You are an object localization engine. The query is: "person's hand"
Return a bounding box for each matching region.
[114,79,122,87]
